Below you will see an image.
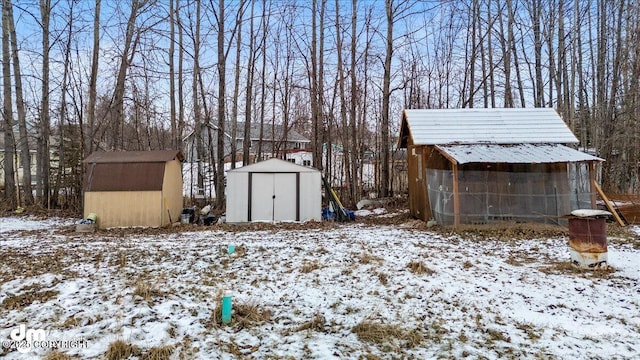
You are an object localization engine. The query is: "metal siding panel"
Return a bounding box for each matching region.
[299,172,322,222]
[251,173,276,221]
[84,191,162,228]
[273,173,298,221]
[226,172,248,223]
[162,159,183,225]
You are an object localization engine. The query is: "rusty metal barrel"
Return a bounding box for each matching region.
[567,209,611,268]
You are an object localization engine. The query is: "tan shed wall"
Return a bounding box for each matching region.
[84,191,163,228]
[161,159,184,225]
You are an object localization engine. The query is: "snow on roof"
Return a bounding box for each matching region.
[227,158,319,173]
[436,143,604,164]
[401,108,579,145]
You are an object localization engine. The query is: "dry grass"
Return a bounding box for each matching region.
[515,322,543,341]
[142,345,174,360]
[1,289,59,310]
[358,252,383,264]
[234,302,273,328]
[105,340,141,360]
[538,261,616,278]
[300,261,322,273]
[43,350,72,360]
[0,248,72,283]
[376,272,388,285]
[133,280,165,303]
[204,295,272,329]
[295,313,326,332]
[352,321,423,348]
[485,328,511,343]
[442,222,568,241]
[407,261,436,276]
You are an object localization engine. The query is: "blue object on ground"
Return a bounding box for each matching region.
[322,207,335,220]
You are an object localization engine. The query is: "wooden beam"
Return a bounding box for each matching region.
[589,162,597,208]
[592,179,626,226]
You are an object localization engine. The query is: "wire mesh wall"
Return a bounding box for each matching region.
[426,163,593,226]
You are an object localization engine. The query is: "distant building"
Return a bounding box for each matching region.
[0,134,37,189]
[182,122,310,164]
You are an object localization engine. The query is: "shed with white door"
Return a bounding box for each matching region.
[226,158,322,223]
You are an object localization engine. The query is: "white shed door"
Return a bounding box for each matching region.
[251,173,297,221]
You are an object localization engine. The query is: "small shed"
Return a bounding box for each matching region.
[226,158,321,223]
[83,150,183,228]
[398,108,604,227]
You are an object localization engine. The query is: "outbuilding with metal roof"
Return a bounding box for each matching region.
[83,150,184,228]
[399,108,604,227]
[225,158,321,223]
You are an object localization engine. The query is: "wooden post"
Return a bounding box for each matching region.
[435,146,460,228]
[589,162,597,208]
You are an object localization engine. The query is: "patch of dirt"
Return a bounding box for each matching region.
[438,223,569,241]
[356,212,415,227]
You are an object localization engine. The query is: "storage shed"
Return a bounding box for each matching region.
[398,108,604,227]
[226,158,321,223]
[83,150,183,228]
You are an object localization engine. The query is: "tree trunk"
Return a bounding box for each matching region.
[6,0,33,205]
[192,0,204,199]
[232,1,244,168]
[243,0,256,165]
[257,0,268,163]
[349,0,359,204]
[87,0,100,154]
[112,0,144,150]
[177,0,185,152]
[52,1,74,208]
[169,0,177,149]
[2,0,17,209]
[215,0,226,208]
[381,0,393,197]
[38,0,52,207]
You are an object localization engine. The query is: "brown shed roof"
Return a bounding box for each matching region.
[84,150,183,164]
[83,150,182,192]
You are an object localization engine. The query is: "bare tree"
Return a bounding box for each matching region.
[215,0,226,208]
[169,0,177,149]
[87,0,100,155]
[231,0,245,168]
[111,0,147,150]
[243,0,257,165]
[38,0,52,207]
[2,0,17,209]
[6,0,33,205]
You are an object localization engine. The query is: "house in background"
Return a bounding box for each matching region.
[399,108,603,227]
[183,122,310,164]
[0,133,37,189]
[83,150,183,228]
[182,122,311,198]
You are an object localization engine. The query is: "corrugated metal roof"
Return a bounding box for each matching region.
[436,144,603,164]
[84,150,183,163]
[402,108,579,145]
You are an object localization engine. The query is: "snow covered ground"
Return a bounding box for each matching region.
[0,215,639,359]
